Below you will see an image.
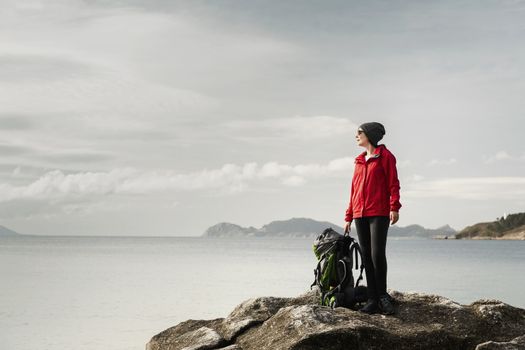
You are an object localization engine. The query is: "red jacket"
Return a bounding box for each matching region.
[345,144,401,222]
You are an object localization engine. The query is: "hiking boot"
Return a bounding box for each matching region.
[379,294,395,315]
[359,299,379,314]
[383,292,395,303]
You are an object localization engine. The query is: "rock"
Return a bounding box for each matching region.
[146,319,227,350]
[218,296,290,341]
[475,335,525,350]
[146,289,525,350]
[214,345,242,350]
[215,288,320,342]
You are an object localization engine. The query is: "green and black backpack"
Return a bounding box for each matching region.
[311,227,368,309]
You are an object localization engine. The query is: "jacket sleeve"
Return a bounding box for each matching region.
[384,152,402,212]
[344,176,355,222]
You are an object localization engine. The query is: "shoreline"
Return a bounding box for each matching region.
[457,236,525,241]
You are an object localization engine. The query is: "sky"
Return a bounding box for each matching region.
[1,0,524,236]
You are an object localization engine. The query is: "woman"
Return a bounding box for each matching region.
[343,122,401,315]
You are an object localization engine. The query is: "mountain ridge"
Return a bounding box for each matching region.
[202,217,456,239]
[0,225,22,236]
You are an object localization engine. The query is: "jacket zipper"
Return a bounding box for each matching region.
[362,160,368,215]
[361,154,379,215]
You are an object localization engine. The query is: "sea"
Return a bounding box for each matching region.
[1,235,524,350]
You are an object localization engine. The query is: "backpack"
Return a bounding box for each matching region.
[311,227,368,309]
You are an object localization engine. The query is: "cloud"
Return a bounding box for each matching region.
[39,150,115,164]
[396,159,412,168]
[0,163,46,180]
[0,55,219,164]
[404,176,525,200]
[0,65,216,123]
[282,175,306,186]
[12,166,21,177]
[0,157,355,202]
[0,7,224,146]
[0,114,35,130]
[0,143,31,156]
[0,168,134,201]
[410,174,425,181]
[426,158,458,167]
[482,150,517,163]
[0,141,114,169]
[0,53,94,83]
[223,116,358,141]
[0,196,130,220]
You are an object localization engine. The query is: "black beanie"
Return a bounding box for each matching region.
[359,122,386,147]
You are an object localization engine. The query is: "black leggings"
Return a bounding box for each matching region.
[354,216,390,302]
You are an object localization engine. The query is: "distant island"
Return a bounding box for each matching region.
[202,217,456,239]
[202,218,344,238]
[0,225,22,236]
[455,212,525,240]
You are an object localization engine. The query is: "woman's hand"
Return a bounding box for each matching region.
[390,211,399,225]
[344,221,351,235]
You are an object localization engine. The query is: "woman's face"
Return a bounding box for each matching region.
[356,128,369,147]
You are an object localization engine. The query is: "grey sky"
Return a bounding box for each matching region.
[1,0,524,236]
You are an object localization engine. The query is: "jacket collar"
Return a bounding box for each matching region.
[355,144,386,163]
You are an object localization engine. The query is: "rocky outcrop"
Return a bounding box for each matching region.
[456,212,525,240]
[146,289,525,350]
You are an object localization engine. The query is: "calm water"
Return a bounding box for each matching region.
[1,236,524,350]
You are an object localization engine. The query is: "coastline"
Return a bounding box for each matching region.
[459,235,525,240]
[455,230,525,240]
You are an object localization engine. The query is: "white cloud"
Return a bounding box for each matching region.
[410,174,425,181]
[223,116,358,141]
[0,168,136,201]
[0,3,307,172]
[0,157,356,202]
[11,166,21,177]
[327,157,355,171]
[282,176,306,187]
[397,159,412,168]
[404,176,525,200]
[0,60,216,122]
[483,150,516,163]
[426,158,458,167]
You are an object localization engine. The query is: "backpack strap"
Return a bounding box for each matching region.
[310,254,326,289]
[322,246,352,306]
[315,254,339,305]
[349,242,365,288]
[322,260,347,307]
